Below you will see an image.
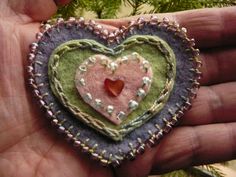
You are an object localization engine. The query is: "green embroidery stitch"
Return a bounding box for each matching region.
[48,35,176,141]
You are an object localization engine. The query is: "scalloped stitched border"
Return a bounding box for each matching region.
[49,35,175,140]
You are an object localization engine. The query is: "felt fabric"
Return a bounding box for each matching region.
[104,78,125,97]
[48,35,176,140]
[75,54,153,125]
[33,22,197,163]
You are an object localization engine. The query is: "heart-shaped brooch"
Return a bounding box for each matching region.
[28,16,201,166]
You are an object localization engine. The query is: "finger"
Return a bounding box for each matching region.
[96,23,118,32]
[98,6,236,48]
[150,123,236,174]
[116,123,236,176]
[10,0,71,22]
[181,82,236,126]
[175,6,236,48]
[200,47,236,86]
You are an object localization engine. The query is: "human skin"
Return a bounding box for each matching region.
[0,0,236,177]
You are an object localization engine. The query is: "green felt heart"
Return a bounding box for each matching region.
[48,35,176,141]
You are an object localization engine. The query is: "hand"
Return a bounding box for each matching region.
[99,7,236,176]
[0,1,235,176]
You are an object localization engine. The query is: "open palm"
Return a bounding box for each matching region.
[0,1,236,177]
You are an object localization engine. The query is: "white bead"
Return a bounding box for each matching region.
[88,56,96,63]
[132,52,139,57]
[142,60,150,70]
[100,56,108,65]
[181,27,187,33]
[84,93,92,101]
[79,78,85,86]
[109,62,118,71]
[79,65,87,72]
[107,105,114,114]
[117,111,126,120]
[128,100,139,111]
[95,99,102,108]
[121,56,128,63]
[44,24,51,30]
[137,88,146,98]
[142,76,151,86]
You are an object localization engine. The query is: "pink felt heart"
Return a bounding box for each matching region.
[75,53,153,125]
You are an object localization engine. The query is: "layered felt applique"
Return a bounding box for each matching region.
[28,17,201,166]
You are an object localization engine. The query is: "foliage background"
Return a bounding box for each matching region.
[56,0,236,19]
[55,0,236,176]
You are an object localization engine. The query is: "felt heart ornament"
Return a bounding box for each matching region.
[75,54,153,125]
[28,17,201,166]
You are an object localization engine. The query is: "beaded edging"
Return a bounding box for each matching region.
[27,16,202,167]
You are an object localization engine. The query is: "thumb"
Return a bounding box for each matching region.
[11,0,71,22]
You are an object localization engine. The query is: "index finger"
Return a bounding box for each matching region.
[98,6,236,48]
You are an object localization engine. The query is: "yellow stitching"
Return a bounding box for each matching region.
[49,36,175,140]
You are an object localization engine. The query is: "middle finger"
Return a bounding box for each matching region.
[200,47,236,86]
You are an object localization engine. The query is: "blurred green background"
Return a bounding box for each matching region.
[56,0,236,19]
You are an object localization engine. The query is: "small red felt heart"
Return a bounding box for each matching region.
[104,78,124,97]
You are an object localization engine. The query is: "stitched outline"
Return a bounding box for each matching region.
[48,35,175,141]
[27,17,202,166]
